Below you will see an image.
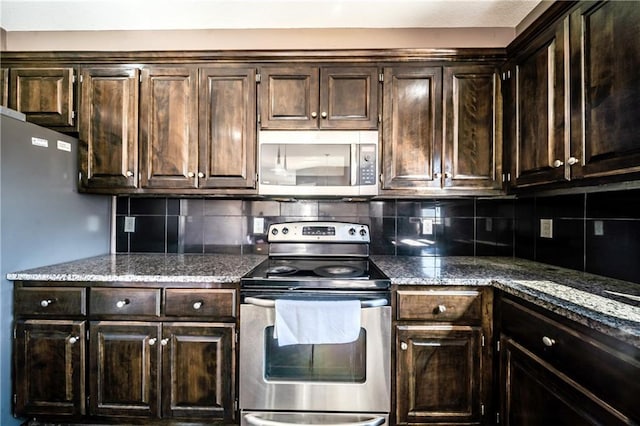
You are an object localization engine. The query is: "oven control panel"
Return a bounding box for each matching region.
[268,221,370,243]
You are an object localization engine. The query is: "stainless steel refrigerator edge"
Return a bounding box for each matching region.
[0,107,111,425]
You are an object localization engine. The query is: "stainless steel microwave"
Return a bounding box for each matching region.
[258,130,379,197]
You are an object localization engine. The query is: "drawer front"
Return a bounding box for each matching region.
[396,289,482,322]
[15,287,86,316]
[500,298,640,422]
[165,289,236,319]
[90,288,160,317]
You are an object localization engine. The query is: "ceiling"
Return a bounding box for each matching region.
[0,0,544,32]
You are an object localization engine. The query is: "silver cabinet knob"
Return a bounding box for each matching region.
[187,172,195,178]
[567,157,579,166]
[436,304,447,313]
[444,172,451,178]
[40,299,54,308]
[161,338,169,346]
[434,172,442,179]
[149,338,157,346]
[311,112,318,118]
[321,111,328,118]
[542,336,556,347]
[400,342,408,351]
[69,336,79,344]
[126,171,134,177]
[116,299,130,308]
[553,159,564,168]
[193,301,203,310]
[197,172,205,178]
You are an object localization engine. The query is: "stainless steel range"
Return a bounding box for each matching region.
[239,221,391,426]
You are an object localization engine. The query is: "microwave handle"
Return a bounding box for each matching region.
[244,297,388,309]
[351,144,358,186]
[243,413,385,426]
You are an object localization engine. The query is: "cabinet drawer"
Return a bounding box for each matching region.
[90,288,160,317]
[165,289,236,319]
[396,289,482,322]
[500,298,640,422]
[15,287,86,316]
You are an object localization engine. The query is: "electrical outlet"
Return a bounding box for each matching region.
[124,216,136,233]
[253,217,265,233]
[485,218,493,232]
[594,220,604,236]
[422,219,433,235]
[540,219,553,239]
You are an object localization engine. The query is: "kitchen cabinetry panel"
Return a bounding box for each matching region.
[15,286,86,316]
[1,68,8,107]
[89,321,161,418]
[140,67,199,189]
[382,66,443,190]
[396,325,482,424]
[14,320,86,417]
[9,67,75,129]
[260,66,318,129]
[78,67,139,190]
[569,1,640,179]
[199,67,257,188]
[396,289,482,322]
[162,322,235,420]
[444,65,502,190]
[509,20,567,188]
[165,288,236,319]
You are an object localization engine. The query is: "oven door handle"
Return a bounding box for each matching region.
[243,297,388,308]
[243,413,385,426]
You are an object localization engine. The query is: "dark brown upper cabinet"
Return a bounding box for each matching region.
[198,66,257,189]
[139,67,200,190]
[9,67,75,130]
[568,1,640,180]
[381,66,443,191]
[259,65,379,129]
[444,65,503,191]
[507,19,568,189]
[78,67,139,190]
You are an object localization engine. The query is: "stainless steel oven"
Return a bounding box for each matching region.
[240,221,391,425]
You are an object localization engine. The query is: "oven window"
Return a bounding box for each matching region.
[264,327,366,383]
[260,144,351,187]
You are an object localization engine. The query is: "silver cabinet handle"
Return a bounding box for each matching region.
[553,159,564,168]
[434,172,442,179]
[40,299,55,308]
[321,111,328,118]
[161,338,169,346]
[149,338,157,346]
[243,413,385,426]
[400,341,408,351]
[311,112,318,118]
[197,172,205,178]
[567,156,579,166]
[193,301,203,310]
[68,336,79,344]
[436,304,447,313]
[116,299,130,308]
[542,336,556,347]
[187,172,195,178]
[126,171,134,177]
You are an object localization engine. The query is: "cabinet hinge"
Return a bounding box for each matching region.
[234,399,239,412]
[481,334,485,347]
[86,330,90,340]
[496,340,500,352]
[235,330,239,344]
[72,111,76,119]
[496,412,500,423]
[72,75,77,84]
[79,74,83,83]
[378,73,384,82]
[13,394,16,405]
[13,328,16,340]
[257,113,261,124]
[481,404,485,416]
[378,114,381,124]
[256,73,261,83]
[139,74,143,83]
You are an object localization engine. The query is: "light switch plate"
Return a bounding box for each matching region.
[124,216,136,233]
[594,220,604,236]
[421,219,433,235]
[540,219,553,238]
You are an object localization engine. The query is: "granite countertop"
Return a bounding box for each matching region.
[8,254,640,348]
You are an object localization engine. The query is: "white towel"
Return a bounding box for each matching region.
[274,299,361,346]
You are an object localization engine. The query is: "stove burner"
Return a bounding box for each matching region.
[313,265,365,278]
[267,265,299,276]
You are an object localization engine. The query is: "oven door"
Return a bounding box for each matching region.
[239,294,391,414]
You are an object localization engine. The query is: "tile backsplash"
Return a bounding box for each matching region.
[115,188,640,284]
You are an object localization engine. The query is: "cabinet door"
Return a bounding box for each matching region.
[499,336,628,425]
[139,67,199,189]
[396,325,483,424]
[199,67,257,189]
[511,20,568,187]
[0,68,8,107]
[78,67,139,190]
[444,65,503,191]
[569,1,640,179]
[162,322,235,420]
[9,67,75,128]
[319,66,379,129]
[89,321,161,418]
[14,320,86,417]
[259,66,319,129]
[382,66,443,190]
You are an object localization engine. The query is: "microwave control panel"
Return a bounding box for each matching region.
[359,144,377,185]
